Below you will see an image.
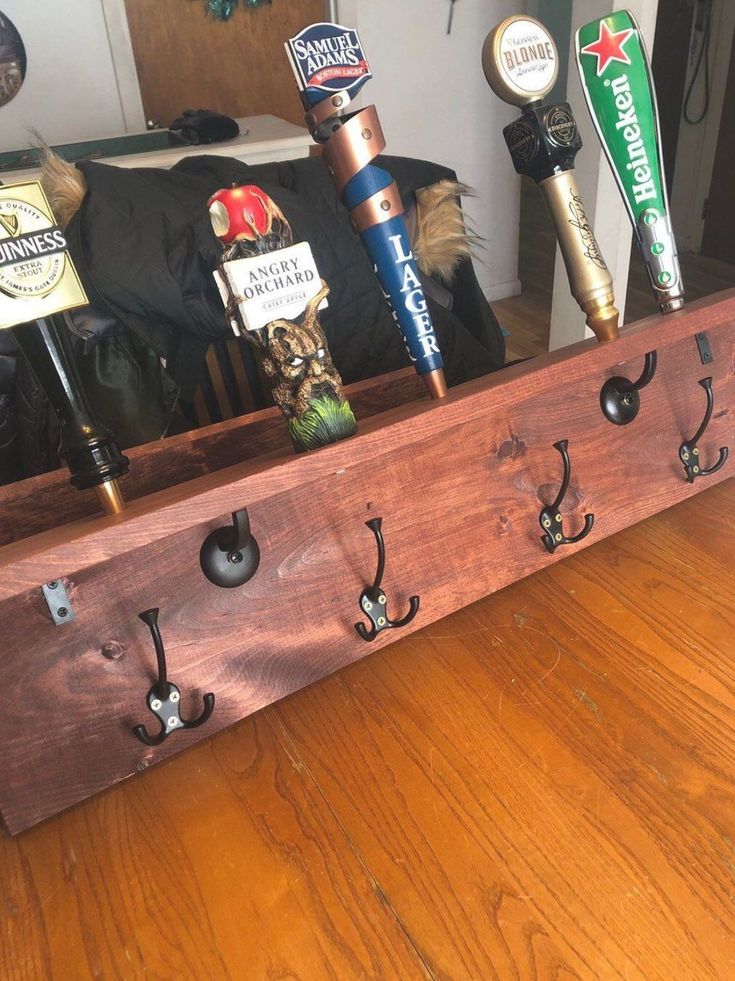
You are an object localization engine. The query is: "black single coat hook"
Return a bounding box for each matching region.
[679,377,729,482]
[354,517,419,642]
[539,440,595,554]
[600,350,657,425]
[133,608,215,746]
[200,507,260,588]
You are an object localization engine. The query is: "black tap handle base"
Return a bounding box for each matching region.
[12,313,128,492]
[503,101,582,183]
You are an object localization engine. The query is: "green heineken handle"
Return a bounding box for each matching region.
[575,11,685,314]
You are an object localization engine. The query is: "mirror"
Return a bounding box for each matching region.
[0,11,25,108]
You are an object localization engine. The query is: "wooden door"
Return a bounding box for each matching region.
[123,0,327,128]
[701,32,735,263]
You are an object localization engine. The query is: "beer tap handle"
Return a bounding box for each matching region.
[286,23,448,400]
[13,313,128,514]
[0,179,128,513]
[575,11,685,314]
[483,15,620,343]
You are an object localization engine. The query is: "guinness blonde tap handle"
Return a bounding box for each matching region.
[483,15,620,343]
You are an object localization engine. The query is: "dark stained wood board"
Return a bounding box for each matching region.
[0,291,732,833]
[0,369,425,547]
[123,0,327,128]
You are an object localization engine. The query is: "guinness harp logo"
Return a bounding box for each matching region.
[0,181,87,329]
[0,212,19,237]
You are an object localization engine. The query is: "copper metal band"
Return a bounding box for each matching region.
[423,369,448,400]
[350,182,404,233]
[95,478,126,515]
[322,106,386,195]
[305,91,353,133]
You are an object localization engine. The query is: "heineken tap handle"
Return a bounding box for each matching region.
[285,23,447,399]
[575,11,684,314]
[483,15,620,343]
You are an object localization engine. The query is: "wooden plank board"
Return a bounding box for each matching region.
[0,368,424,547]
[0,293,732,832]
[1,290,732,591]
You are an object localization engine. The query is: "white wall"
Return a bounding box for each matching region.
[527,0,572,103]
[336,0,522,301]
[0,0,144,151]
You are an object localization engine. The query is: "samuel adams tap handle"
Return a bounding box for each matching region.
[483,15,620,343]
[285,22,447,399]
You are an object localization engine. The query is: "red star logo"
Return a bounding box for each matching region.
[581,21,635,77]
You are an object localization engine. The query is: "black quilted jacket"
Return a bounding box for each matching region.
[0,153,505,485]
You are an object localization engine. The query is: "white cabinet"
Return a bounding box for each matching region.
[0,115,313,185]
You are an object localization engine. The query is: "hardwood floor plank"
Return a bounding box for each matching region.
[268,482,735,980]
[0,716,427,980]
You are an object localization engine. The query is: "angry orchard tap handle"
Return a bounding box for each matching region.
[482,15,620,343]
[285,22,447,400]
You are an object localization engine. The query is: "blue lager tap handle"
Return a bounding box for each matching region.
[285,22,447,399]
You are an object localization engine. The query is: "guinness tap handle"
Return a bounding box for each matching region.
[483,15,620,343]
[0,180,128,514]
[13,314,128,513]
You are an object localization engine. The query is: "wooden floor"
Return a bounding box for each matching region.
[2,479,734,978]
[494,178,735,361]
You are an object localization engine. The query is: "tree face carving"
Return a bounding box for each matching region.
[260,281,343,418]
[210,184,356,451]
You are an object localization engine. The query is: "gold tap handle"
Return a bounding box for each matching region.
[539,170,619,343]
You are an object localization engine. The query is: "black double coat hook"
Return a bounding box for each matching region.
[679,377,729,482]
[354,518,419,642]
[539,440,595,553]
[133,608,215,746]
